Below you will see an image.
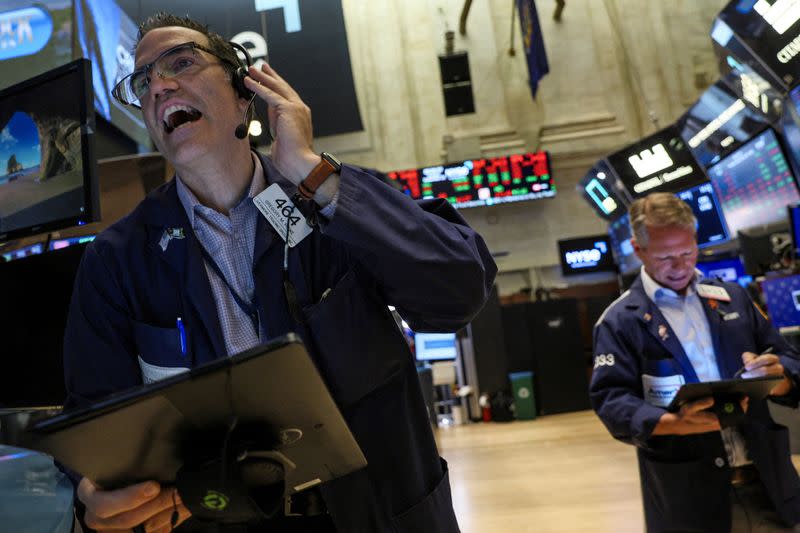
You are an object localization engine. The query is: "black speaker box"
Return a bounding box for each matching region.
[442,85,475,116]
[438,53,471,84]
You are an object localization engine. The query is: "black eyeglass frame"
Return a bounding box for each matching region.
[112,41,237,108]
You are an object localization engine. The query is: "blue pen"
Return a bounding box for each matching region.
[176,317,187,356]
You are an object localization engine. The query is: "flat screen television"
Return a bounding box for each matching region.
[716,0,800,91]
[761,274,800,330]
[607,213,642,275]
[0,59,100,242]
[557,235,616,276]
[414,333,458,361]
[707,127,799,238]
[676,182,730,248]
[577,159,629,220]
[677,80,769,168]
[386,152,554,208]
[606,124,707,198]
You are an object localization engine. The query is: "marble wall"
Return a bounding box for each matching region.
[313,0,727,292]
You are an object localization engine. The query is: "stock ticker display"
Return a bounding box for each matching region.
[708,128,799,237]
[676,182,729,248]
[387,152,554,208]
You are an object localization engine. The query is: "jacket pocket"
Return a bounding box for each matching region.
[132,320,189,384]
[302,268,408,408]
[390,458,460,533]
[640,455,728,531]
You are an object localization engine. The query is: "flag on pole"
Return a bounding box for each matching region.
[516,0,549,98]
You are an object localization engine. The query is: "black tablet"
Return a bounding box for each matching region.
[21,333,367,491]
[666,375,783,412]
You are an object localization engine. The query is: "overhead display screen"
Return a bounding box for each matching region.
[607,214,643,275]
[717,0,800,89]
[676,182,730,248]
[557,235,616,276]
[386,152,554,209]
[606,125,707,198]
[678,81,769,167]
[708,127,799,237]
[577,160,629,220]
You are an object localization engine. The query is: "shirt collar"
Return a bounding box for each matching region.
[176,152,266,228]
[640,266,704,302]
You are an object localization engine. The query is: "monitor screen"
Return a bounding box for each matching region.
[707,128,798,237]
[717,0,800,91]
[48,234,96,251]
[696,256,751,287]
[0,59,100,242]
[557,235,616,276]
[577,160,629,220]
[677,80,769,168]
[1,242,44,262]
[761,274,800,330]
[607,213,642,275]
[386,152,554,208]
[414,333,458,361]
[606,125,707,198]
[0,242,89,408]
[676,182,730,248]
[791,203,800,255]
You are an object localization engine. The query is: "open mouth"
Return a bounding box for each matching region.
[163,104,202,134]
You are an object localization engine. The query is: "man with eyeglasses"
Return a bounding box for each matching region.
[590,192,800,532]
[63,11,495,533]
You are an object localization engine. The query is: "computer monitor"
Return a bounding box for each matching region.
[738,221,791,276]
[761,274,800,330]
[0,242,90,408]
[0,59,100,242]
[48,234,96,251]
[707,128,799,238]
[577,160,629,221]
[677,80,768,168]
[606,124,707,198]
[790,204,800,257]
[1,242,44,263]
[386,152,555,208]
[696,256,751,287]
[607,214,642,275]
[414,333,458,361]
[676,182,729,248]
[557,235,616,276]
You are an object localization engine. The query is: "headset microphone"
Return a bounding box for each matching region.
[235,93,258,139]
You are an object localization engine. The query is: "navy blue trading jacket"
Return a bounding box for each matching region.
[591,274,800,533]
[63,152,497,532]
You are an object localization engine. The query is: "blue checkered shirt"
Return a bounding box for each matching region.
[176,154,266,356]
[176,153,338,357]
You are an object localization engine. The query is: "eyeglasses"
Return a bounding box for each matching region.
[112,41,233,108]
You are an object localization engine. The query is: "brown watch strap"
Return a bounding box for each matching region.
[298,157,337,200]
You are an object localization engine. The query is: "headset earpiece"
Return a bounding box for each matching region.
[229,41,254,100]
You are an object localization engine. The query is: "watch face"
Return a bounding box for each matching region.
[322,152,342,171]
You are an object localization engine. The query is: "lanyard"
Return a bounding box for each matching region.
[198,245,260,333]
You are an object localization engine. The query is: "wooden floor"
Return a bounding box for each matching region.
[436,410,645,533]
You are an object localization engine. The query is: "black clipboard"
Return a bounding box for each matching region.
[21,333,367,492]
[666,375,783,412]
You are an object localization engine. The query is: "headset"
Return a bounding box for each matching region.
[228,41,258,139]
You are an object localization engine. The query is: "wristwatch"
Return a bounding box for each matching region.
[297,152,342,200]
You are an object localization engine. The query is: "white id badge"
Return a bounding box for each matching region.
[253,184,313,247]
[642,374,685,407]
[696,284,731,302]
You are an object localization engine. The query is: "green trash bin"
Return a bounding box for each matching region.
[509,371,536,420]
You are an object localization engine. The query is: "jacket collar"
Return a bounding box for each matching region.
[625,276,701,383]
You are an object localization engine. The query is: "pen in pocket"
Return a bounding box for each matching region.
[177,317,187,356]
[733,346,773,379]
